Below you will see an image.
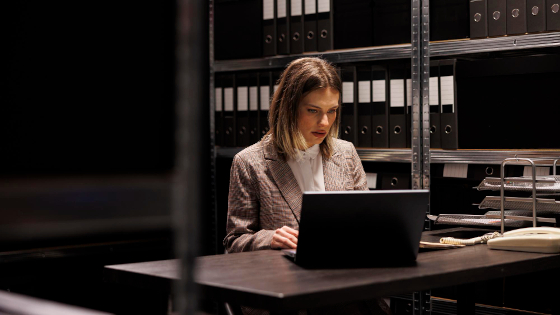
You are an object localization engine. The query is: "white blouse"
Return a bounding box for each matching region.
[286,144,325,192]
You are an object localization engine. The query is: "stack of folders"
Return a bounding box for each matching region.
[216,59,458,149]
[215,0,560,60]
[215,72,274,147]
[469,0,560,39]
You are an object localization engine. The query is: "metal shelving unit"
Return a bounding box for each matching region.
[431,150,560,165]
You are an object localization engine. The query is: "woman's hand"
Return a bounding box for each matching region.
[271,226,299,249]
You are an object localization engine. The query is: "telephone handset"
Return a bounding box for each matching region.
[487,227,560,254]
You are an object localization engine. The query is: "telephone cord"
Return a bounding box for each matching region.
[440,232,501,246]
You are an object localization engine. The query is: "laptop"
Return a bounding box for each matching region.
[282,190,429,268]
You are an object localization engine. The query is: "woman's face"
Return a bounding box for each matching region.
[297,87,339,149]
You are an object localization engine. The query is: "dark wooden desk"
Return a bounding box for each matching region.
[105,228,560,314]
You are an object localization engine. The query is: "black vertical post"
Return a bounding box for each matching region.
[174,0,209,314]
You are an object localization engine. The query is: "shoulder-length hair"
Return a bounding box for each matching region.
[267,57,341,160]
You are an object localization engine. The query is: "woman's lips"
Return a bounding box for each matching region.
[311,131,326,138]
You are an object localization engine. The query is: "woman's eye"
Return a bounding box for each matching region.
[308,109,318,113]
[328,110,336,114]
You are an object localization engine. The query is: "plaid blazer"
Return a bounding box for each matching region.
[224,135,368,253]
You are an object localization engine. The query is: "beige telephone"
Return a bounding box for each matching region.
[487,227,560,254]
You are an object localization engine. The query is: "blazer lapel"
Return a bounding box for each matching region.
[263,138,303,223]
[323,142,347,191]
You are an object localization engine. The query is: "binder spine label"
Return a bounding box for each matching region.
[358,81,371,103]
[429,77,439,105]
[237,87,249,111]
[224,88,234,111]
[440,75,455,111]
[305,0,316,14]
[318,0,330,12]
[260,86,271,110]
[372,80,386,102]
[250,87,258,111]
[263,0,274,20]
[390,79,405,107]
[291,0,302,16]
[366,173,377,189]
[342,82,354,103]
[278,0,287,18]
[523,166,550,176]
[443,164,468,178]
[406,79,412,107]
[274,84,280,93]
[215,87,223,111]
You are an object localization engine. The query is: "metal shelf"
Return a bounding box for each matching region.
[213,32,560,73]
[430,149,560,164]
[217,147,413,163]
[356,149,412,163]
[431,32,560,57]
[213,44,412,72]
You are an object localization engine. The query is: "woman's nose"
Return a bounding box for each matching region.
[318,113,329,127]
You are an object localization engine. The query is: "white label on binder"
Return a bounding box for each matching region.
[358,81,371,103]
[318,0,330,13]
[366,173,377,189]
[440,75,454,107]
[237,87,248,111]
[342,82,354,104]
[215,87,222,112]
[372,80,386,102]
[263,0,274,20]
[260,86,271,110]
[291,0,302,16]
[305,0,316,14]
[523,166,550,177]
[429,77,439,105]
[224,87,234,111]
[390,79,404,107]
[406,79,412,106]
[277,0,287,18]
[443,164,468,178]
[249,87,258,111]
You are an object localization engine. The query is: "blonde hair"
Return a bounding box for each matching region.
[267,57,341,160]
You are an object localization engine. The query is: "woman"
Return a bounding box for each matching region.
[224,57,391,315]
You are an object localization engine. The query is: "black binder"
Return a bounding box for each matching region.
[439,60,458,150]
[223,74,236,147]
[215,75,224,147]
[236,73,251,147]
[381,173,411,190]
[430,0,470,41]
[249,73,260,144]
[373,0,411,46]
[340,66,356,145]
[304,0,318,52]
[527,0,546,32]
[488,0,507,36]
[259,72,272,138]
[357,66,372,148]
[507,0,528,34]
[429,61,441,149]
[290,0,304,54]
[317,0,333,52]
[277,0,290,54]
[263,0,277,56]
[547,0,560,30]
[470,0,488,38]
[388,65,407,148]
[215,0,262,60]
[371,67,388,148]
[333,0,374,50]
